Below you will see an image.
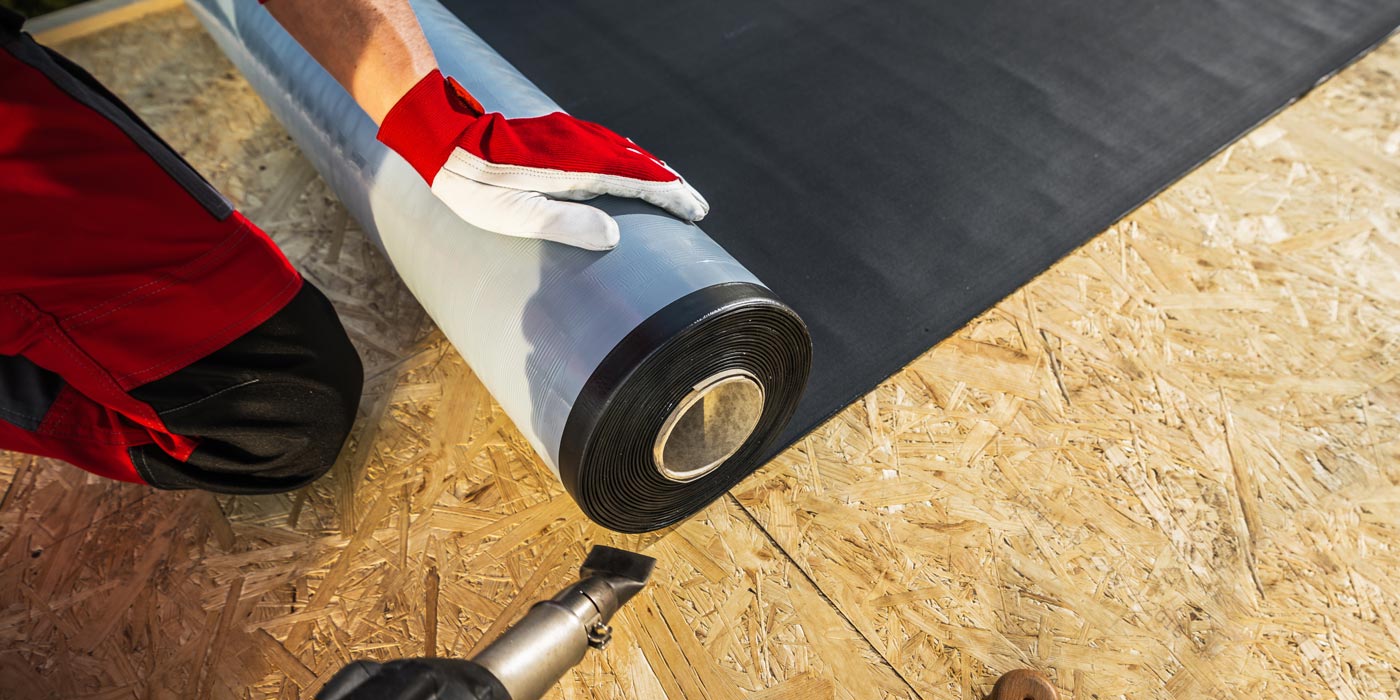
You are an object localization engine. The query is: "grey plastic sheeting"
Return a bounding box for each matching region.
[448,0,1400,456]
[186,0,811,532]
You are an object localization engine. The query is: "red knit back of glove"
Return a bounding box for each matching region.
[377,70,680,187]
[463,112,679,181]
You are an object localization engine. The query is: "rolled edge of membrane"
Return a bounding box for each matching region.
[559,282,812,533]
[187,0,814,532]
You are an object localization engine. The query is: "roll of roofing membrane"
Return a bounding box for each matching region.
[185,0,811,533]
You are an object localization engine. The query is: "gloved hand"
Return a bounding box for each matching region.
[377,69,708,250]
[317,658,508,700]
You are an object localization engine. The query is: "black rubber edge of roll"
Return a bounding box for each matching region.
[559,281,812,533]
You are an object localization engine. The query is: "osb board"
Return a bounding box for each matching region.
[25,0,184,44]
[0,5,1396,700]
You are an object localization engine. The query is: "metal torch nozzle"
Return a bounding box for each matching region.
[470,546,656,700]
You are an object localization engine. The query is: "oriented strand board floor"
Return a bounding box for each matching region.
[2,7,1399,699]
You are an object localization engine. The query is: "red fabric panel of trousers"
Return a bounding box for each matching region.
[0,385,156,483]
[0,44,300,482]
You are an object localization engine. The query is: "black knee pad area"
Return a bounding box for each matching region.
[128,280,364,494]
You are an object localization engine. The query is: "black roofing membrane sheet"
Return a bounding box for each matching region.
[447,0,1400,455]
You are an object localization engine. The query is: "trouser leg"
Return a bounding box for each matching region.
[0,11,363,493]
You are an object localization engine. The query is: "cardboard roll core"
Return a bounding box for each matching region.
[653,370,764,483]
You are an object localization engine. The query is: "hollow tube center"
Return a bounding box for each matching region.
[653,370,765,483]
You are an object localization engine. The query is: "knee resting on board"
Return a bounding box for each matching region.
[127,282,364,494]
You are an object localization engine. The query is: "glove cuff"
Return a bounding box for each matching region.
[376,69,484,184]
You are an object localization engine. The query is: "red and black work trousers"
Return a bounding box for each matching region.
[0,9,363,493]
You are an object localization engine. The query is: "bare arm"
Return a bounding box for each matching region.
[261,0,707,250]
[264,0,437,124]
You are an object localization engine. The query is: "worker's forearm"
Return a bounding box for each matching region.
[264,0,437,124]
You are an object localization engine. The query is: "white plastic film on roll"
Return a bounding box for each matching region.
[187,0,810,532]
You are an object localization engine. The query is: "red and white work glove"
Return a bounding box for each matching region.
[377,70,709,250]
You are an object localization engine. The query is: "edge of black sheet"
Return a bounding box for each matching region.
[560,282,811,532]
